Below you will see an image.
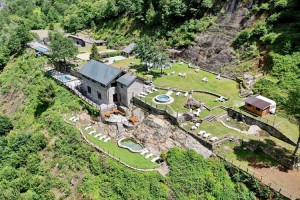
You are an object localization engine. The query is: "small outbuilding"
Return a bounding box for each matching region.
[66,34,107,47]
[244,95,276,117]
[122,43,136,57]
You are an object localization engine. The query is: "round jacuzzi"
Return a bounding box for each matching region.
[155,94,171,103]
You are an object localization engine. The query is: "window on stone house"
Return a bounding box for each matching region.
[87,86,91,94]
[97,91,102,100]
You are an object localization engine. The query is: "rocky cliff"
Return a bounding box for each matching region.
[182,0,257,77]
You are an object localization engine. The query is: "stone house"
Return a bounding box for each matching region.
[66,34,107,47]
[78,60,144,107]
[122,43,136,57]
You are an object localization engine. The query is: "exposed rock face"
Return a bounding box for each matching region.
[128,114,212,158]
[184,97,205,110]
[247,125,262,136]
[182,0,256,77]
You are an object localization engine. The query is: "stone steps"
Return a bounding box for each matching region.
[117,122,125,137]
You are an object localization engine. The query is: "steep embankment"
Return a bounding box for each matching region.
[182,0,256,76]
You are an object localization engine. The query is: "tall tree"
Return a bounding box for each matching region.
[90,43,101,61]
[49,32,77,70]
[286,86,300,163]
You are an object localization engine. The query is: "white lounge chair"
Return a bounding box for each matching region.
[88,130,96,135]
[73,118,79,122]
[198,130,206,136]
[94,133,102,138]
[203,133,211,138]
[196,123,200,127]
[171,71,175,75]
[152,87,158,92]
[210,137,218,142]
[202,77,208,82]
[184,92,188,97]
[178,73,183,76]
[194,112,200,117]
[151,157,160,163]
[195,68,200,73]
[140,149,149,155]
[182,72,187,78]
[69,117,75,121]
[99,135,106,140]
[145,153,153,159]
[191,126,197,130]
[104,137,111,142]
[146,89,153,94]
[138,94,145,98]
[84,126,92,131]
[141,92,148,96]
[216,74,221,80]
[176,92,181,96]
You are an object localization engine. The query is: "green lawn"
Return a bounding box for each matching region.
[78,46,108,53]
[237,108,299,144]
[84,131,158,169]
[135,63,243,107]
[111,58,141,70]
[66,117,158,169]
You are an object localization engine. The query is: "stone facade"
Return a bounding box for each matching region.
[81,75,144,107]
[117,79,144,106]
[81,76,119,105]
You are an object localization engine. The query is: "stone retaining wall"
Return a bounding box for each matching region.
[227,108,296,146]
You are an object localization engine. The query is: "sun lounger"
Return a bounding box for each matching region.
[88,130,96,135]
[138,94,145,98]
[84,126,92,131]
[191,126,197,130]
[184,92,188,97]
[72,118,79,122]
[176,92,181,96]
[171,71,175,75]
[146,89,153,94]
[151,157,160,163]
[182,72,187,77]
[194,112,200,117]
[152,87,158,92]
[203,133,211,138]
[202,77,208,82]
[141,92,148,96]
[198,130,206,136]
[140,149,149,155]
[216,74,221,80]
[145,153,153,159]
[195,68,200,73]
[94,133,102,138]
[178,73,183,76]
[104,137,111,142]
[99,135,107,140]
[210,137,218,142]
[195,123,200,127]
[69,117,75,121]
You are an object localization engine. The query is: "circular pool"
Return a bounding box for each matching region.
[155,94,171,103]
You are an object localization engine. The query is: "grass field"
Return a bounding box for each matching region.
[66,116,158,169]
[83,130,158,169]
[135,63,243,107]
[111,58,141,69]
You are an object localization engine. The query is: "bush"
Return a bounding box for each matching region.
[0,116,13,136]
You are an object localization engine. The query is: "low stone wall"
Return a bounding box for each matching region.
[227,108,296,146]
[132,97,178,125]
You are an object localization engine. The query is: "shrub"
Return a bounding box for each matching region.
[0,116,13,136]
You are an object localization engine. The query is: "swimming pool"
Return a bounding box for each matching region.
[35,46,49,53]
[118,138,144,153]
[58,75,73,83]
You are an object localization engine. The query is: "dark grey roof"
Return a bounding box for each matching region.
[244,96,271,110]
[79,60,122,86]
[116,73,137,86]
[122,43,136,54]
